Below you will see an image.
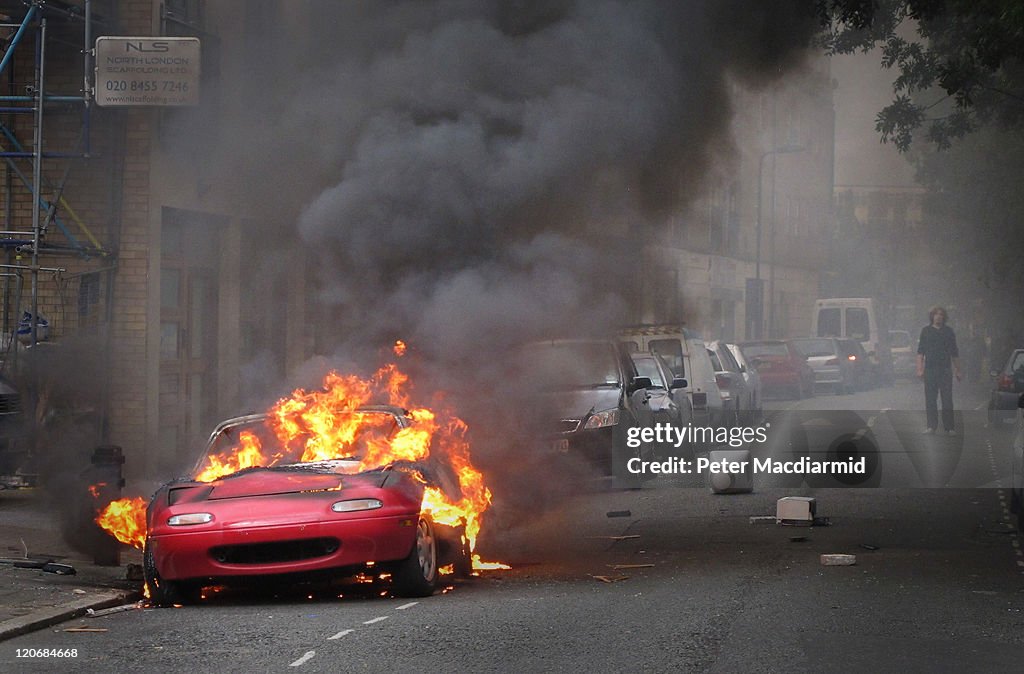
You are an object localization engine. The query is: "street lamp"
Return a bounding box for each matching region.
[751,142,803,339]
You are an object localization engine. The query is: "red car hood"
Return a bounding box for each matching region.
[204,468,386,500]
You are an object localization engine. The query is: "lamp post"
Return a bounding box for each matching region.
[752,143,803,339]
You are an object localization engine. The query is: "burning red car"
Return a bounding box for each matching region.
[143,406,470,605]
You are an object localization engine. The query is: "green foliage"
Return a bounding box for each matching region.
[817,0,1024,150]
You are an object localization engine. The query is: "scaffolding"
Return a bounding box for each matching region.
[0,0,115,370]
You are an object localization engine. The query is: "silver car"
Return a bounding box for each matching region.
[790,337,857,395]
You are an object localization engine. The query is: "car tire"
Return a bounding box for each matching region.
[392,516,439,598]
[143,541,201,607]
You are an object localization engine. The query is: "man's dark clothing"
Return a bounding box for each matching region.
[918,324,959,431]
[917,324,959,371]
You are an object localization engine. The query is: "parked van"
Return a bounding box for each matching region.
[618,325,724,430]
[812,298,893,384]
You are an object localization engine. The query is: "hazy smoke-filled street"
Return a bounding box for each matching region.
[6,380,1024,672]
[1,1,1024,672]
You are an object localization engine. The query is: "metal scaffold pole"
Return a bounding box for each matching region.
[29,15,46,345]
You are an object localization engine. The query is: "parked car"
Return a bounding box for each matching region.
[989,349,1024,425]
[521,339,654,472]
[619,325,723,429]
[630,351,694,457]
[144,406,470,606]
[837,338,874,390]
[889,329,916,378]
[707,340,752,426]
[726,343,762,423]
[1008,393,1024,531]
[789,337,857,395]
[736,340,814,400]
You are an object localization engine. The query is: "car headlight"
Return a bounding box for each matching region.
[331,498,383,513]
[167,513,213,526]
[584,408,620,429]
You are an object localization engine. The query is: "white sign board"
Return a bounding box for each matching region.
[94,37,200,107]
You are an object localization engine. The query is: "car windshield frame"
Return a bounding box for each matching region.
[740,342,790,358]
[791,338,837,358]
[521,341,623,390]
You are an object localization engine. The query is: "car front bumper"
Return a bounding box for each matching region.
[150,513,418,581]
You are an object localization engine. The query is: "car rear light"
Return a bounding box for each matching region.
[715,374,730,389]
[167,513,213,526]
[999,374,1014,391]
[331,498,383,513]
[825,357,839,365]
[847,355,857,361]
[692,392,708,410]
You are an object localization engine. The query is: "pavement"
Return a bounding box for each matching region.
[0,488,142,641]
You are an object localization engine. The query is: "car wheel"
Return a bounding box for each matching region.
[392,516,439,597]
[143,541,200,607]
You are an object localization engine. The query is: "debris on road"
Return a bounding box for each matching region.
[859,543,880,551]
[72,589,87,595]
[777,496,816,526]
[592,575,630,583]
[749,516,775,524]
[606,510,632,518]
[608,564,655,570]
[87,601,144,618]
[820,554,856,566]
[789,536,808,543]
[585,535,640,541]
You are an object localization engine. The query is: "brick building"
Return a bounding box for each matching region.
[0,1,311,481]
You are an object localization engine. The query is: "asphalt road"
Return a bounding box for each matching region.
[4,379,1023,673]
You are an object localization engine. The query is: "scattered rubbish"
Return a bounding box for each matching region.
[777,496,816,526]
[72,589,87,595]
[789,536,808,543]
[0,559,76,574]
[608,563,655,570]
[812,517,831,527]
[820,554,857,566]
[749,516,775,524]
[606,510,632,518]
[87,602,143,618]
[63,627,108,633]
[859,543,879,551]
[125,563,144,581]
[971,590,997,595]
[585,535,640,541]
[592,575,630,583]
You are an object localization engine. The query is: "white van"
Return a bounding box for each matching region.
[618,325,724,429]
[812,298,892,383]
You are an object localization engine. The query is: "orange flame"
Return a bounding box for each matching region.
[95,347,507,571]
[87,482,107,499]
[95,497,147,551]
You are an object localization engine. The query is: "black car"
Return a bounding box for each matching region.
[520,339,655,479]
[989,349,1024,425]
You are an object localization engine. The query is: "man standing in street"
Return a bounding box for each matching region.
[916,306,961,435]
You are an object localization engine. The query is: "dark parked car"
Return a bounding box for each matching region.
[790,337,857,395]
[837,338,874,391]
[989,349,1024,425]
[520,339,654,473]
[737,340,814,400]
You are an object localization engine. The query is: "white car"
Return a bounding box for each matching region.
[1011,392,1024,532]
[727,342,762,423]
